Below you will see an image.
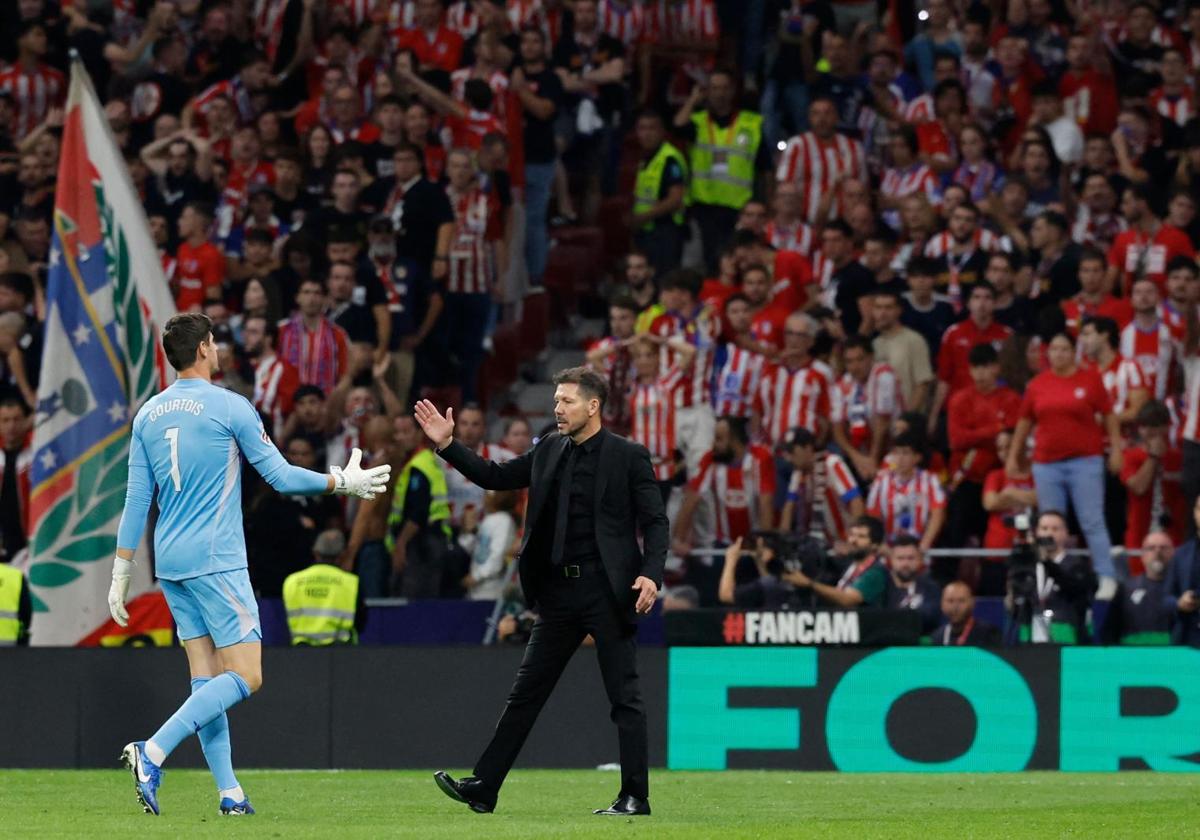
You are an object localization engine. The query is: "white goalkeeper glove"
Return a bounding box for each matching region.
[331,447,392,500]
[108,556,134,627]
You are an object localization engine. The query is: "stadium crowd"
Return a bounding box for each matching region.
[2,0,1200,645]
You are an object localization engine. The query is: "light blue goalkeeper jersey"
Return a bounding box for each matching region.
[117,377,329,581]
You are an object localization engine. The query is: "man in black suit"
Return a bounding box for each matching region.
[414,366,667,817]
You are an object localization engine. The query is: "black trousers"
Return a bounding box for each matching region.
[474,563,648,800]
[690,203,740,275]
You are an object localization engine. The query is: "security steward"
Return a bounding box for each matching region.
[672,67,767,273]
[0,561,30,645]
[386,413,453,598]
[631,109,688,275]
[283,530,366,646]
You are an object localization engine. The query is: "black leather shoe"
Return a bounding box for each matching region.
[433,771,495,813]
[593,794,651,816]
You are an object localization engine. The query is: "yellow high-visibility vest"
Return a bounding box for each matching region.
[633,142,688,231]
[687,110,762,209]
[282,563,359,646]
[0,563,25,645]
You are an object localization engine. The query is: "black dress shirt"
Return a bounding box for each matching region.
[547,430,603,567]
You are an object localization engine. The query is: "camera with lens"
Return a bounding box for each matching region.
[750,529,841,585]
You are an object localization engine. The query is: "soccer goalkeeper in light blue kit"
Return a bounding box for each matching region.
[110,313,390,816]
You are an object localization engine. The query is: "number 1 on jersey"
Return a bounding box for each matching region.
[164,426,181,491]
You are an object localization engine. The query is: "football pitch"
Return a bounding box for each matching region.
[2,769,1196,838]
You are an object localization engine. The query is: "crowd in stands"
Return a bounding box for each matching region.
[2,0,1200,644]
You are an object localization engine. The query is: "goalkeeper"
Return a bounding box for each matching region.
[110,313,390,817]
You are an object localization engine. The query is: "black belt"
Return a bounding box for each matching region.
[557,561,602,578]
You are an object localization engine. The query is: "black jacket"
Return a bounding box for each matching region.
[438,429,668,619]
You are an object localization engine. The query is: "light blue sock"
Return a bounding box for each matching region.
[190,677,240,792]
[148,671,251,763]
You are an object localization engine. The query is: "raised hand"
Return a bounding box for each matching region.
[413,399,455,449]
[331,447,392,500]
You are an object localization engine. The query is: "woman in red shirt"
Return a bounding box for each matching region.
[1008,331,1123,584]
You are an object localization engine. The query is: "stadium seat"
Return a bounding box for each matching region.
[597,196,633,264]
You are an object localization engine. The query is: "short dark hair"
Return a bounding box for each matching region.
[891,533,922,551]
[970,279,996,298]
[1083,315,1120,350]
[717,415,750,445]
[967,342,999,367]
[1037,209,1070,235]
[842,335,873,355]
[1136,400,1171,428]
[0,272,34,302]
[1037,509,1069,530]
[892,431,923,453]
[552,366,609,408]
[906,255,943,279]
[851,515,886,546]
[1167,255,1199,277]
[162,312,213,372]
[1078,246,1106,269]
[660,268,703,299]
[784,427,815,449]
[609,294,639,314]
[823,219,853,239]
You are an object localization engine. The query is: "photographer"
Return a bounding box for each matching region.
[717,534,811,610]
[1007,510,1097,644]
[884,536,942,634]
[788,516,890,608]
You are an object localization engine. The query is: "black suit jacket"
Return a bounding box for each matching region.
[438,429,669,619]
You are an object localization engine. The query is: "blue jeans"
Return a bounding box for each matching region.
[355,540,390,600]
[524,161,555,287]
[1032,455,1115,579]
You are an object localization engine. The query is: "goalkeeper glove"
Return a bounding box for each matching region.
[108,556,134,627]
[331,447,392,500]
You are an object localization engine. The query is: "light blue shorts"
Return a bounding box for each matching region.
[160,569,262,648]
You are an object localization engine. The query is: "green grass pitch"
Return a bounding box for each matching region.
[2,769,1197,838]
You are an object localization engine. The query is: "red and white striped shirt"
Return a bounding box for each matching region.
[278,316,350,394]
[755,362,832,445]
[0,63,66,140]
[191,77,256,128]
[598,0,649,46]
[387,0,416,29]
[714,345,768,417]
[446,186,502,294]
[787,454,861,543]
[630,367,685,479]
[903,93,935,124]
[253,353,300,437]
[764,219,816,257]
[445,441,516,525]
[648,307,721,408]
[775,132,868,224]
[867,469,946,542]
[329,0,376,26]
[1120,319,1177,400]
[254,0,290,64]
[923,227,1005,258]
[1160,301,1189,343]
[881,163,941,209]
[645,0,718,41]
[832,363,902,453]
[445,0,480,37]
[688,445,776,543]
[1095,353,1147,419]
[1150,87,1195,127]
[506,0,545,30]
